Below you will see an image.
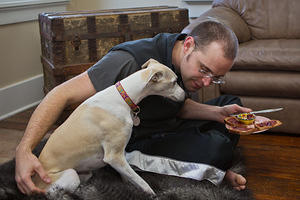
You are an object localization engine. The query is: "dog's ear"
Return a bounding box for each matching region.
[141,58,159,69]
[149,71,163,82]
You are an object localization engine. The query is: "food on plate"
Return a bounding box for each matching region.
[225,124,257,135]
[224,116,241,127]
[236,113,256,125]
[224,116,258,135]
[224,116,253,127]
[224,115,282,135]
[255,120,282,130]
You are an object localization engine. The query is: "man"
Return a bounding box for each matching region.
[15,20,250,195]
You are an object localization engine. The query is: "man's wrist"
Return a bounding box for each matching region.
[16,141,33,154]
[215,106,228,123]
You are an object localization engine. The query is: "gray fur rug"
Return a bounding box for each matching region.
[0,140,254,200]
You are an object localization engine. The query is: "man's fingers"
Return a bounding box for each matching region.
[233,104,252,114]
[16,172,46,195]
[23,176,45,195]
[16,175,28,194]
[15,150,48,195]
[19,179,32,195]
[35,164,51,183]
[241,107,252,113]
[16,182,26,194]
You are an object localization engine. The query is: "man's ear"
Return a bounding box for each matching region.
[183,36,195,54]
[141,58,159,69]
[149,71,163,82]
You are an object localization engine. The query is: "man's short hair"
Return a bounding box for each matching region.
[188,20,238,60]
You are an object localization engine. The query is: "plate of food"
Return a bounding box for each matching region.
[224,113,282,135]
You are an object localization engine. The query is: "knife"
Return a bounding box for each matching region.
[231,108,283,116]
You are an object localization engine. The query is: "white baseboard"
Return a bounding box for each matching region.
[0,74,44,121]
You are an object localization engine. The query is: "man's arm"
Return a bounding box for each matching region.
[15,71,96,195]
[177,98,252,123]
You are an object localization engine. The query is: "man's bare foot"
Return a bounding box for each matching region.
[225,170,247,191]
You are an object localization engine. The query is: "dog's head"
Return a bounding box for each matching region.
[140,59,185,102]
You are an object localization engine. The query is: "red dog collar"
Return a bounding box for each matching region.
[115,81,140,114]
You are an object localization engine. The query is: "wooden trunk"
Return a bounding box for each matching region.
[39,6,189,94]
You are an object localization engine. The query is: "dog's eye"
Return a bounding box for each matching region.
[173,81,176,86]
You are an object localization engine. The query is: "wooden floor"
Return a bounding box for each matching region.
[0,107,299,200]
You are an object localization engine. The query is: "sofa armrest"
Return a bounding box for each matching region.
[182,6,251,43]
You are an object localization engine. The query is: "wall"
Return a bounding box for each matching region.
[67,0,211,18]
[0,21,42,87]
[0,0,212,119]
[67,0,181,10]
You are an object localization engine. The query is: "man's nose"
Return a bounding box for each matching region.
[202,77,212,86]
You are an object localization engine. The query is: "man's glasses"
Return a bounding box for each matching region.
[199,67,225,85]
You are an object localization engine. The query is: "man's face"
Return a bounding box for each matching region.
[179,40,234,92]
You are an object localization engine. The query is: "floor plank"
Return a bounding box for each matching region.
[0,128,24,163]
[238,134,300,200]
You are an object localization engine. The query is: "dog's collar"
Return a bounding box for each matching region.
[115,81,140,114]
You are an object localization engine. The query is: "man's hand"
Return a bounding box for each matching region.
[15,147,50,195]
[218,104,252,123]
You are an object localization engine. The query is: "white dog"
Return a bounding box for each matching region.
[33,58,185,195]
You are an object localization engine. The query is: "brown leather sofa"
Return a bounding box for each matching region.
[183,0,300,134]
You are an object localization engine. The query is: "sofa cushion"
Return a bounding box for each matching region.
[220,71,300,99]
[183,6,251,43]
[213,0,300,39]
[233,39,300,71]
